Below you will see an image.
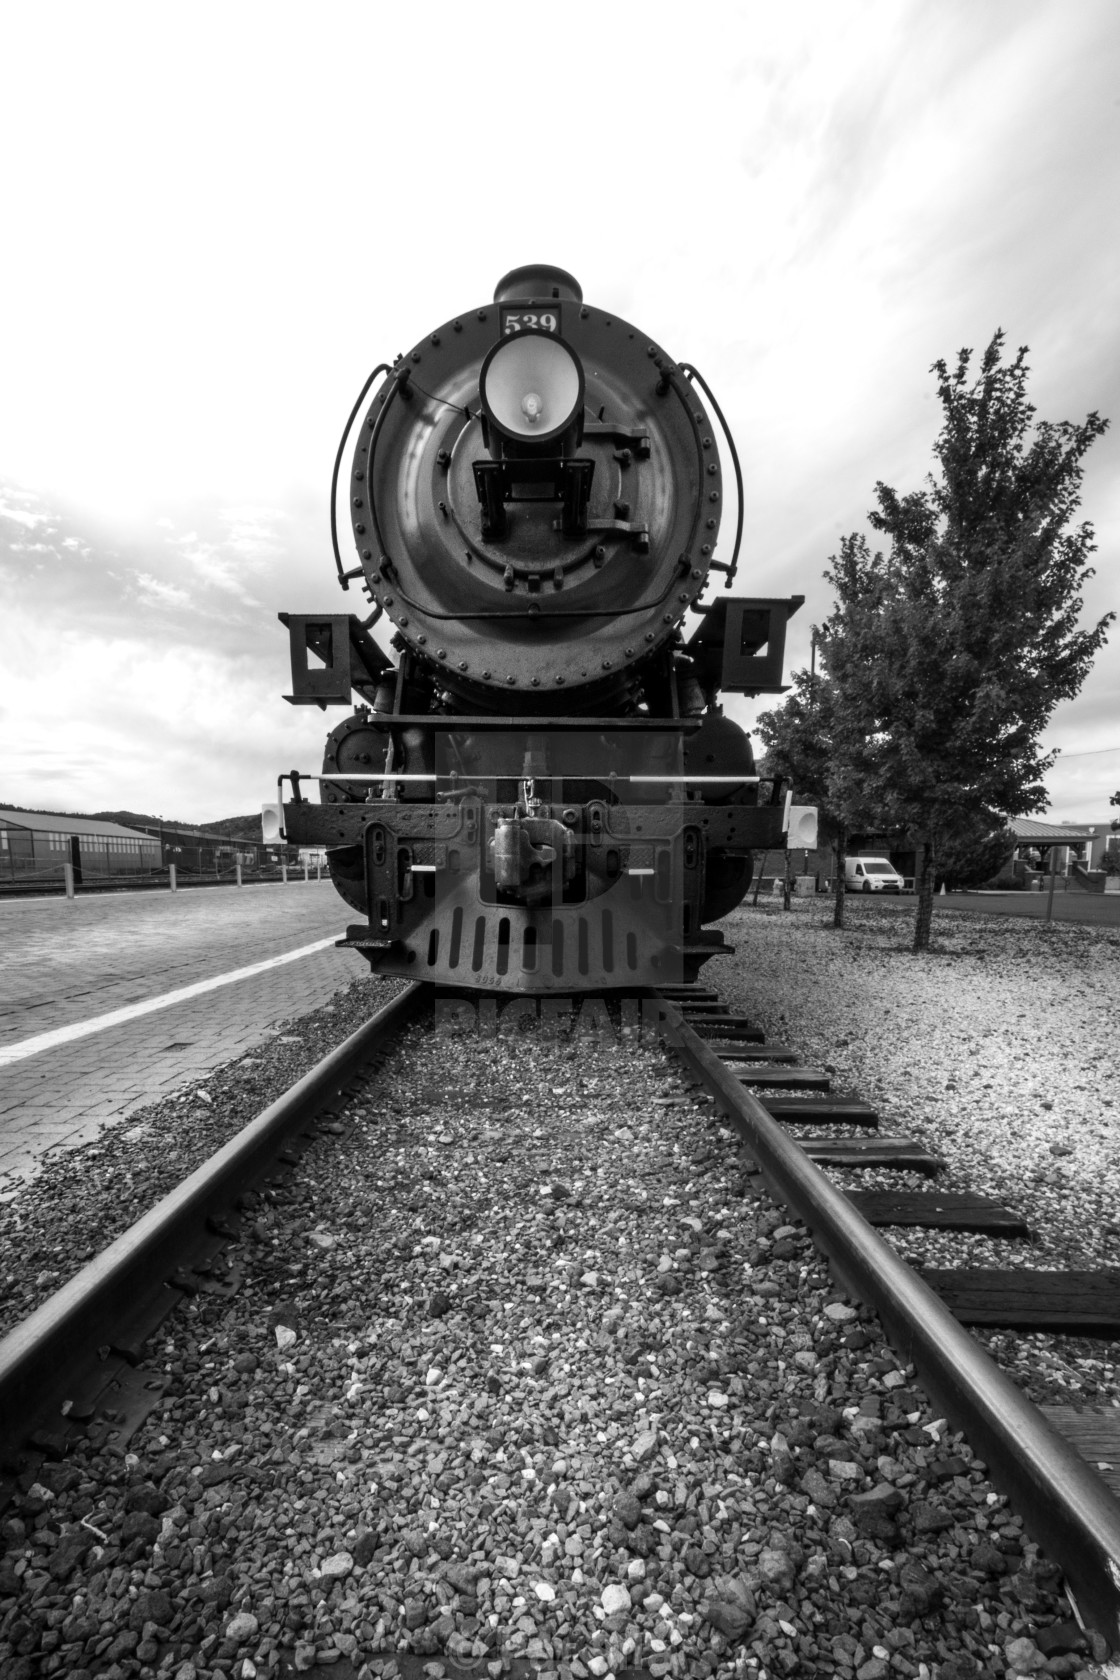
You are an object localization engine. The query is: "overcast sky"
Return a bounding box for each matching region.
[2,0,1117,825]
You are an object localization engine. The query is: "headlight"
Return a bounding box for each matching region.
[479,329,584,451]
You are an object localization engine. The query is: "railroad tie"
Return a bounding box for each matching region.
[846,1189,1032,1236]
[687,1013,763,1034]
[920,1267,1120,1336]
[734,1064,832,1092]
[697,1029,768,1046]
[801,1137,946,1175]
[761,1095,880,1127]
[717,1044,800,1064]
[1040,1406,1120,1500]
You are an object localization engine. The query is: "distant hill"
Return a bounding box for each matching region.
[192,814,265,842]
[0,802,264,841]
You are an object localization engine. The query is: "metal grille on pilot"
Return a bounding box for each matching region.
[273,265,812,992]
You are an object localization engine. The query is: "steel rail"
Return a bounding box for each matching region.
[0,982,429,1463]
[653,993,1120,1648]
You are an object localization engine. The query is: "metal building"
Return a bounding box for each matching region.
[0,808,162,888]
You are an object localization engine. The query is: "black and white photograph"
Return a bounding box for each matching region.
[1,5,1118,1680]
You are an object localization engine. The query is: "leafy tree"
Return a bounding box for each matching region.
[817,332,1112,951]
[756,666,863,927]
[934,822,1015,891]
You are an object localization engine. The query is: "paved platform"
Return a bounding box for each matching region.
[0,882,367,1190]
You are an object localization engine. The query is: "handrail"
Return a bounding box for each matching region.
[680,362,744,589]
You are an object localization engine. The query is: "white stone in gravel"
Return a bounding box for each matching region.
[317,1552,353,1579]
[824,1302,857,1322]
[1004,1635,1046,1672]
[533,1581,556,1602]
[494,1555,520,1578]
[580,1271,599,1287]
[274,1326,297,1350]
[602,1583,632,1615]
[707,1391,728,1408]
[829,1460,860,1481]
[225,1612,259,1641]
[631,1428,658,1461]
[627,1559,646,1581]
[657,1255,674,1272]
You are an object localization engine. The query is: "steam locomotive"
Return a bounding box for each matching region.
[269,266,811,991]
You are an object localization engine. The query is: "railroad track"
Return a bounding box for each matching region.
[651,985,1120,1654]
[0,981,1118,1677]
[0,985,427,1490]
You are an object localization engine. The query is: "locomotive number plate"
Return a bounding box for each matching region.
[500,306,562,336]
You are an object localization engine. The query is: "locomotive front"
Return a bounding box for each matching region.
[348,263,716,711]
[271,265,812,991]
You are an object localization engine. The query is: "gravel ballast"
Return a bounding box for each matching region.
[0,976,403,1338]
[1,970,1115,1679]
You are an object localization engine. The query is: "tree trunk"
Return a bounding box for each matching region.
[913,836,937,951]
[833,825,847,929]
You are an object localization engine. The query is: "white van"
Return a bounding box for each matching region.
[844,855,905,894]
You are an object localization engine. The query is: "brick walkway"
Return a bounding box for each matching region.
[0,882,366,1190]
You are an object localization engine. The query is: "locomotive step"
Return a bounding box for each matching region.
[761,1096,880,1128]
[920,1268,1120,1336]
[800,1136,945,1174]
[734,1065,832,1091]
[846,1190,1031,1236]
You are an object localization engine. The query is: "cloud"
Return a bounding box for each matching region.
[132,572,192,609]
[0,2,1116,824]
[0,498,53,532]
[0,604,331,823]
